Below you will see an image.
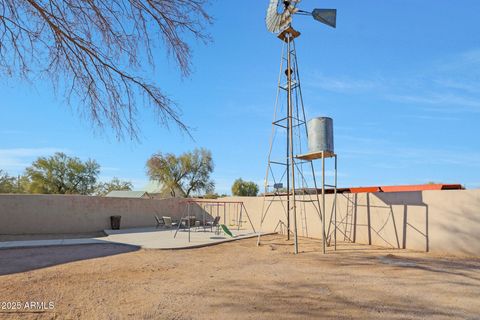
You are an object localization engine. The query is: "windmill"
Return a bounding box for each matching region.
[266,0,336,33]
[258,0,338,254]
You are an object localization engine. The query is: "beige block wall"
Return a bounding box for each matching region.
[0,191,479,255]
[224,189,480,256]
[0,194,185,234]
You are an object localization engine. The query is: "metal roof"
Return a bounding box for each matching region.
[105,191,151,198]
[264,184,464,196]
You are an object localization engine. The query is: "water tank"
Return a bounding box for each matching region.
[307,117,334,154]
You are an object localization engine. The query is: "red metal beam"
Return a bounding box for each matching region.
[349,187,381,193]
[380,184,463,193]
[346,184,463,194]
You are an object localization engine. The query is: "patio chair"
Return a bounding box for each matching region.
[206,216,221,234]
[194,220,201,231]
[154,215,164,228]
[162,216,178,229]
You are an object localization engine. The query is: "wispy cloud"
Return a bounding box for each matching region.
[437,48,480,72]
[341,144,480,168]
[433,78,480,94]
[398,114,460,121]
[0,147,68,173]
[0,130,28,135]
[385,93,480,112]
[305,48,480,114]
[395,147,480,167]
[306,73,384,94]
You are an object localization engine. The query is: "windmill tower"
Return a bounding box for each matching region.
[258,0,338,254]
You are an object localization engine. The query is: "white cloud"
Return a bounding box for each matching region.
[305,48,480,114]
[433,78,480,94]
[0,147,68,173]
[438,49,480,72]
[0,130,28,135]
[305,73,383,94]
[398,114,460,121]
[385,93,480,112]
[340,143,480,168]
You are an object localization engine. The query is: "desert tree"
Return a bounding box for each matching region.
[146,148,214,197]
[25,152,100,194]
[0,0,212,139]
[0,170,29,193]
[95,177,133,196]
[0,169,15,193]
[231,178,259,197]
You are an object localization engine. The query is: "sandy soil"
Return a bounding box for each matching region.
[0,235,479,320]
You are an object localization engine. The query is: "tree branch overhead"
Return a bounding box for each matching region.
[0,0,212,139]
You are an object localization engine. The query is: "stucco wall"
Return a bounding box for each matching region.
[0,194,185,234]
[1,190,479,255]
[224,189,480,256]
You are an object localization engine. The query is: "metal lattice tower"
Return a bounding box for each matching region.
[257,27,325,254]
[259,1,338,254]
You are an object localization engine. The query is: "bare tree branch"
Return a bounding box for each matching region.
[0,0,212,139]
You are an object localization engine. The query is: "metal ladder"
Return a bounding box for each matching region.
[299,201,308,237]
[343,193,355,242]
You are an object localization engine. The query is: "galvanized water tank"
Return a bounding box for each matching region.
[307,117,334,154]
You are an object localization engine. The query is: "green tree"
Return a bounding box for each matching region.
[231,179,259,197]
[146,148,214,197]
[95,178,133,196]
[0,171,28,193]
[15,175,31,193]
[25,152,100,195]
[0,170,15,193]
[202,192,227,199]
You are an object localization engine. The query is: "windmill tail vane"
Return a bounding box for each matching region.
[311,9,337,28]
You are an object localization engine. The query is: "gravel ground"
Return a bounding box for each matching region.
[0,235,479,319]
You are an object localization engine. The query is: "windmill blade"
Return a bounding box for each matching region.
[312,9,337,28]
[266,0,301,33]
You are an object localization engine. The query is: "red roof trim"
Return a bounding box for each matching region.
[349,187,381,193]
[347,184,463,194]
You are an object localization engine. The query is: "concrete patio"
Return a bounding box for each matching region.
[0,227,270,250]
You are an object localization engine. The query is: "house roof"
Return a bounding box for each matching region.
[143,180,166,193]
[143,180,185,198]
[105,191,150,198]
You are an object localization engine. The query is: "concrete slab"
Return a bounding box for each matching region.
[102,227,269,249]
[0,227,272,250]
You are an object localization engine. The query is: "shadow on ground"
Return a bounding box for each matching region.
[0,243,140,276]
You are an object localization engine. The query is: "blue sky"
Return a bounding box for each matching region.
[1,0,480,194]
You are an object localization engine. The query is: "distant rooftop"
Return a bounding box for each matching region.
[105,191,151,199]
[143,180,185,198]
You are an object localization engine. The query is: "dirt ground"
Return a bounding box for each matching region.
[0,235,479,320]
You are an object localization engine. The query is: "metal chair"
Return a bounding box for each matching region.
[154,215,164,228]
[206,216,221,234]
[162,216,178,230]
